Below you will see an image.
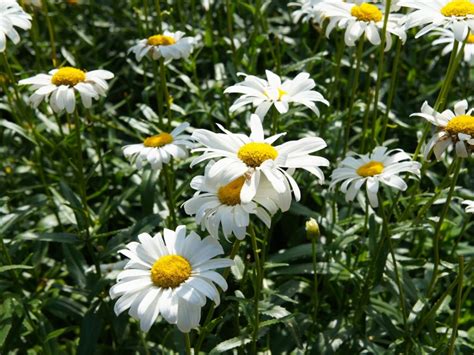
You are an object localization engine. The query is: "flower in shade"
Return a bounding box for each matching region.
[432,28,474,64]
[330,146,421,207]
[462,200,474,213]
[109,225,233,333]
[191,114,329,203]
[289,0,326,24]
[18,67,114,113]
[320,0,406,50]
[224,70,329,120]
[122,122,193,170]
[183,161,289,240]
[399,0,474,41]
[0,0,32,52]
[411,100,474,159]
[128,30,195,62]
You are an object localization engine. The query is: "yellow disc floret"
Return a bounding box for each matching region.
[356,161,385,177]
[446,115,474,136]
[51,67,86,87]
[277,88,287,100]
[441,0,474,17]
[147,34,177,46]
[218,176,246,206]
[150,255,192,288]
[351,3,383,22]
[143,133,174,148]
[237,142,278,168]
[467,33,474,43]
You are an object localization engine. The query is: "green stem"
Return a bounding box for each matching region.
[427,158,462,296]
[41,0,58,67]
[162,164,177,229]
[380,39,402,143]
[311,237,319,326]
[343,38,364,154]
[249,224,261,353]
[379,193,408,329]
[368,0,392,149]
[184,332,192,355]
[73,110,101,277]
[448,256,464,355]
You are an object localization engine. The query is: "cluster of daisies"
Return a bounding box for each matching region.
[290,0,474,62]
[3,0,474,335]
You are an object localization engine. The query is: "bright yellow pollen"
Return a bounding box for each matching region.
[218,176,246,206]
[147,34,177,46]
[143,133,174,147]
[150,255,192,288]
[446,115,474,136]
[356,161,385,177]
[350,3,383,22]
[441,0,474,17]
[237,142,278,168]
[467,33,474,43]
[277,88,287,100]
[51,67,86,87]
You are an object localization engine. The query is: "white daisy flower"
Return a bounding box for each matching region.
[399,0,474,41]
[18,67,114,113]
[320,1,406,50]
[462,200,474,213]
[330,146,421,207]
[122,122,194,170]
[411,100,474,159]
[224,70,329,120]
[289,0,326,24]
[128,30,195,62]
[184,161,290,240]
[191,114,329,204]
[109,225,233,333]
[432,28,474,64]
[0,0,32,52]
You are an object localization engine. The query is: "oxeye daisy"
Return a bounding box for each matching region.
[128,30,195,62]
[399,0,474,41]
[411,100,474,159]
[432,28,474,64]
[18,67,114,113]
[289,0,325,24]
[462,200,474,213]
[122,122,193,170]
[183,161,290,240]
[109,225,233,333]
[320,0,406,49]
[191,114,329,204]
[330,146,421,207]
[0,0,32,52]
[224,70,329,120]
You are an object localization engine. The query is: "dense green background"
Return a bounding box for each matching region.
[1,0,473,353]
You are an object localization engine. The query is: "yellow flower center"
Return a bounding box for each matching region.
[356,161,385,177]
[350,3,383,22]
[467,33,474,43]
[150,255,192,288]
[51,67,86,87]
[237,142,278,168]
[143,133,174,148]
[441,0,474,17]
[218,176,246,206]
[264,87,287,101]
[446,115,474,136]
[147,34,177,46]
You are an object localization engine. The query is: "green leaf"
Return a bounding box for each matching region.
[210,335,251,354]
[18,232,79,244]
[0,265,33,273]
